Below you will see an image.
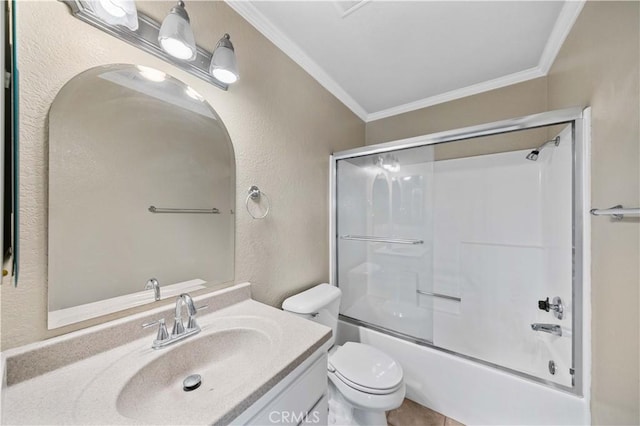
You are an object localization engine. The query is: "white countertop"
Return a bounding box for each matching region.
[1,284,331,425]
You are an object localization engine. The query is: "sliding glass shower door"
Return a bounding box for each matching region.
[336,145,436,341]
[333,118,582,392]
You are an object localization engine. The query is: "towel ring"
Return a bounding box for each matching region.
[246,185,270,219]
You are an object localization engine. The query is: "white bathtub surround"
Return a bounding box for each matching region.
[1,283,331,425]
[430,136,573,387]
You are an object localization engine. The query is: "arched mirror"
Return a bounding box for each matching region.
[47,64,235,328]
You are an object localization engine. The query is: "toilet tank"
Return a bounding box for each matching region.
[282,284,342,344]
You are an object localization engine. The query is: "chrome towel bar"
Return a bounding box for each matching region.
[416,289,461,302]
[340,235,424,245]
[148,206,220,214]
[590,205,640,220]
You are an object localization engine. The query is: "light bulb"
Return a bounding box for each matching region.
[212,68,238,84]
[159,38,195,61]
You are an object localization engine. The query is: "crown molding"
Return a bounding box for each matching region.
[225,0,369,121]
[538,0,586,74]
[227,0,585,123]
[367,66,546,122]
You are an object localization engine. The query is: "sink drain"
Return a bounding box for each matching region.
[183,374,202,392]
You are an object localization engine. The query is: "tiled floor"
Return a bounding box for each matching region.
[387,399,465,426]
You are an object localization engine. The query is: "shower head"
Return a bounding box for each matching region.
[525,150,539,161]
[525,136,560,161]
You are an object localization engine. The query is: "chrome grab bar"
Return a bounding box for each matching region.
[416,289,461,302]
[340,235,424,245]
[148,206,220,214]
[530,323,562,336]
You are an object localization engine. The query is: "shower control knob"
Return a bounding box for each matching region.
[537,297,564,320]
[538,297,551,312]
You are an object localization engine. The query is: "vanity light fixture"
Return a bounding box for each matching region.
[158,1,197,61]
[63,0,238,90]
[88,0,138,30]
[209,34,239,84]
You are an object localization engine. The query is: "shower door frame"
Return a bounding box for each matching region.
[330,107,590,396]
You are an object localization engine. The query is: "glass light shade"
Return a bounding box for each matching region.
[209,45,239,84]
[158,6,197,61]
[89,0,138,30]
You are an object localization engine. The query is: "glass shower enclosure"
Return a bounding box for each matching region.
[330,108,587,394]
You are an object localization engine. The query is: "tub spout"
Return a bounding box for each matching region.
[530,323,562,336]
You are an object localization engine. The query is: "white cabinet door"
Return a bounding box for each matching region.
[232,348,328,425]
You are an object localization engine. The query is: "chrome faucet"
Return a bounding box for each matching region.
[172,293,199,336]
[145,278,161,301]
[142,293,207,349]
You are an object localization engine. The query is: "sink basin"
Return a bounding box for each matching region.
[75,315,283,425]
[117,328,272,424]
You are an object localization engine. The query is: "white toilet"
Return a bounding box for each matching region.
[282,284,405,425]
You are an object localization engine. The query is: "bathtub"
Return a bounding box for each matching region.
[336,318,590,425]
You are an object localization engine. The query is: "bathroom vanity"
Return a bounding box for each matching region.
[1,283,331,425]
[1,63,329,425]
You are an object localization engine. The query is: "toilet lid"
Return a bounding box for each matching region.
[329,342,403,391]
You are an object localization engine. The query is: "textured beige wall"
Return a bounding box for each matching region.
[547,2,639,424]
[0,0,363,349]
[366,2,640,424]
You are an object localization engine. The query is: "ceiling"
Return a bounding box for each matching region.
[226,1,585,122]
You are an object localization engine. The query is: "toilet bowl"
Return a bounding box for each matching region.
[282,284,405,425]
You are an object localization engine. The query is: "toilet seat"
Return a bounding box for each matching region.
[328,342,403,395]
[328,370,406,412]
[333,369,404,395]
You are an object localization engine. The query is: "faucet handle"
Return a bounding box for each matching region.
[171,317,185,336]
[537,296,564,320]
[142,318,170,342]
